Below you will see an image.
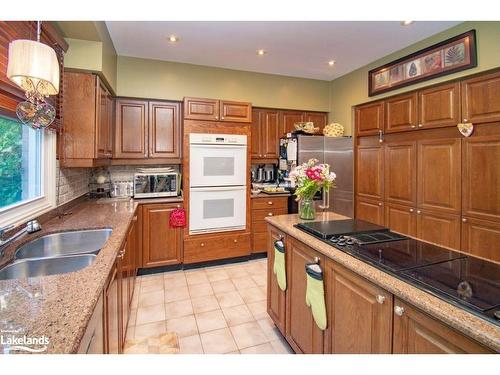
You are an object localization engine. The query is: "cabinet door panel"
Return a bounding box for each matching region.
[184,97,219,121]
[356,144,384,200]
[262,110,280,158]
[148,101,181,158]
[416,209,460,249]
[326,262,392,354]
[267,226,287,335]
[114,99,148,158]
[104,265,120,354]
[220,100,252,122]
[385,93,417,133]
[461,71,500,124]
[355,102,384,136]
[356,198,384,226]
[462,135,500,222]
[393,299,492,353]
[142,204,182,267]
[418,82,460,129]
[461,217,500,262]
[96,80,108,158]
[286,237,324,354]
[417,138,461,214]
[385,203,416,237]
[250,108,263,158]
[280,111,304,136]
[384,141,417,206]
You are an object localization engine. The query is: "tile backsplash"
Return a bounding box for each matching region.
[56,161,91,206]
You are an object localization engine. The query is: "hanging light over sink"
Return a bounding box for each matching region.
[7,21,59,130]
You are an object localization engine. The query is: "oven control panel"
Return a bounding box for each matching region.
[190,133,247,145]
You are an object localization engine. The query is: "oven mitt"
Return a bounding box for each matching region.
[305,263,327,331]
[273,240,286,291]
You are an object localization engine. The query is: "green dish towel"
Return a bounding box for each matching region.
[273,240,286,291]
[305,263,327,330]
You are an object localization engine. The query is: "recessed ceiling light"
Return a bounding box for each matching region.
[328,60,336,67]
[257,49,266,56]
[401,21,414,26]
[168,35,179,43]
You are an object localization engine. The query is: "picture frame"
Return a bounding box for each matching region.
[368,30,477,96]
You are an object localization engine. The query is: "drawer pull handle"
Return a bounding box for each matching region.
[394,306,405,316]
[268,201,273,205]
[268,212,273,216]
[200,243,205,247]
[376,295,386,304]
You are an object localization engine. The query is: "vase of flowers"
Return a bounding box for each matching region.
[289,158,336,220]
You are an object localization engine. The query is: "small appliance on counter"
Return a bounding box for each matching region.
[88,169,112,198]
[251,163,277,183]
[133,166,181,198]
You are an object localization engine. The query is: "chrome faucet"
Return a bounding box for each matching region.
[0,220,41,257]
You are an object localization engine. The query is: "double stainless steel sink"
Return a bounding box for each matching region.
[0,229,112,281]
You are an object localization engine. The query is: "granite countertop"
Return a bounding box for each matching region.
[0,199,142,354]
[265,212,500,352]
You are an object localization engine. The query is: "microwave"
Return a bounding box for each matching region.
[133,173,180,198]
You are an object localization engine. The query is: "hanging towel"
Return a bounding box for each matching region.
[169,207,186,228]
[273,240,287,291]
[305,262,327,330]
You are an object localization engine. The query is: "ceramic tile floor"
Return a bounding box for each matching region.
[126,258,294,354]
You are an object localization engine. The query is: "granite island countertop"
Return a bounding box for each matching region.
[265,212,500,352]
[0,196,182,354]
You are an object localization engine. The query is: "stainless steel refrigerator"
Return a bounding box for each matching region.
[295,135,354,217]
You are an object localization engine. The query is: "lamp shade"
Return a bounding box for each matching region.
[7,39,60,96]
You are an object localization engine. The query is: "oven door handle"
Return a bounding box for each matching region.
[190,186,246,192]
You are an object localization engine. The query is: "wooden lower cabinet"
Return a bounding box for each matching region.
[104,260,120,354]
[393,298,492,353]
[184,233,251,264]
[461,216,500,262]
[356,197,384,226]
[142,203,183,267]
[286,237,325,354]
[267,226,287,335]
[385,203,416,237]
[251,196,288,253]
[416,209,460,249]
[325,261,393,354]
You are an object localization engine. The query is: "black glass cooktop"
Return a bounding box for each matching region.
[295,219,387,239]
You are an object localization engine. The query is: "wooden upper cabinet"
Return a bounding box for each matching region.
[114,99,148,159]
[286,237,325,354]
[384,141,417,206]
[105,92,114,156]
[461,216,500,262]
[267,226,287,335]
[462,135,500,222]
[280,110,304,136]
[356,144,384,200]
[183,97,219,121]
[304,112,328,134]
[355,101,384,136]
[325,262,392,354]
[385,92,418,133]
[142,204,183,267]
[461,70,500,124]
[262,110,280,158]
[148,101,181,158]
[220,100,252,122]
[250,108,263,158]
[385,203,416,237]
[416,209,460,250]
[393,298,492,354]
[356,198,385,226]
[96,80,112,159]
[418,82,460,129]
[417,138,461,214]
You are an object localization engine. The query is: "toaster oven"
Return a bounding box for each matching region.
[133,173,180,198]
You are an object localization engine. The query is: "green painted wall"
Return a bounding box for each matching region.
[329,21,500,135]
[116,56,331,112]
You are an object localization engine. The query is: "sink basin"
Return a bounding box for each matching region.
[0,254,97,280]
[15,229,112,260]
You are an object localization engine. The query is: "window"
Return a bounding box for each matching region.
[0,115,55,227]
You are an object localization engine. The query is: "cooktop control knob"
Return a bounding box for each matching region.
[329,236,339,243]
[494,310,500,320]
[346,237,354,245]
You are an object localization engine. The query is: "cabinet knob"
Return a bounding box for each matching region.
[378,202,383,206]
[410,125,416,129]
[376,295,386,304]
[233,239,238,243]
[221,116,225,120]
[268,201,273,205]
[463,118,468,122]
[394,305,405,316]
[409,208,414,213]
[418,124,423,128]
[417,210,422,214]
[215,116,219,120]
[200,242,205,247]
[462,218,468,223]
[268,212,273,216]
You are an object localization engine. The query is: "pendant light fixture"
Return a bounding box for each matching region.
[7,21,59,130]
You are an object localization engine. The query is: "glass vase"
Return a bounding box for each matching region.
[298,197,315,220]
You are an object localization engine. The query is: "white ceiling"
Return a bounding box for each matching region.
[105,21,461,81]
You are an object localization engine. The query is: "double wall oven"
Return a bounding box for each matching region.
[189,133,247,234]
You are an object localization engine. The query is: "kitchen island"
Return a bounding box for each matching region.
[265,212,500,353]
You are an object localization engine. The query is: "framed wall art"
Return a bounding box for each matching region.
[368,29,477,96]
